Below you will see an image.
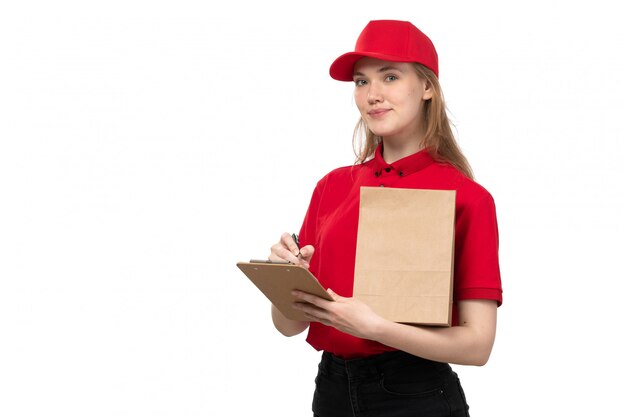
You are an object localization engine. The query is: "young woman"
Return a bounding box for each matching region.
[268,20,502,417]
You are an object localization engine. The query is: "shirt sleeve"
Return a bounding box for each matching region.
[297,178,326,277]
[453,192,503,306]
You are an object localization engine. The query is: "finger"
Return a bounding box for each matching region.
[299,245,315,261]
[293,302,327,321]
[292,290,333,309]
[326,288,342,301]
[280,232,300,257]
[304,312,329,326]
[268,251,285,262]
[303,312,320,322]
[270,243,302,265]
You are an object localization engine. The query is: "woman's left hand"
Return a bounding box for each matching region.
[292,289,387,340]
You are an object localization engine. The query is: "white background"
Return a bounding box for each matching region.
[1,1,625,416]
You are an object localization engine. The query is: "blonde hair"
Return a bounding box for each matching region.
[352,63,474,180]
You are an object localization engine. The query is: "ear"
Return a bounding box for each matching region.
[421,79,433,101]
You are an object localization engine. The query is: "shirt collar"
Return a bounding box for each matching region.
[371,143,435,178]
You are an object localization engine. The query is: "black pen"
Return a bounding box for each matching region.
[291,233,302,258]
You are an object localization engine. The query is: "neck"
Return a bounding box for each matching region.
[381,137,424,164]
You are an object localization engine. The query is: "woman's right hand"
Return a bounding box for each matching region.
[269,232,315,335]
[269,232,315,269]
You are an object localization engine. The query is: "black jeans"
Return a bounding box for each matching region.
[312,350,470,417]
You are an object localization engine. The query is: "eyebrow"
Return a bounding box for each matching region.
[353,65,405,77]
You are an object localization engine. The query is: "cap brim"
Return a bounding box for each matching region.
[329,51,416,81]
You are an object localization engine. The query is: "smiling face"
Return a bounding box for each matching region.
[353,58,432,145]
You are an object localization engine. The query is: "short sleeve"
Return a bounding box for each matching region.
[297,178,326,277]
[453,193,503,306]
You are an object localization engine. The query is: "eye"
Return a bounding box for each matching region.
[385,74,398,82]
[354,79,367,87]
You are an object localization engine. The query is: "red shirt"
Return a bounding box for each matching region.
[298,144,502,359]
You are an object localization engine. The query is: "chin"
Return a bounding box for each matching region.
[368,127,393,137]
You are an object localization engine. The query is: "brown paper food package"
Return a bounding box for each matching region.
[353,187,456,326]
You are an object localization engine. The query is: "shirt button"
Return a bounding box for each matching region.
[385,167,391,173]
[374,172,380,177]
[399,171,404,177]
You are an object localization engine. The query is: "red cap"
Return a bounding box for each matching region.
[329,20,439,81]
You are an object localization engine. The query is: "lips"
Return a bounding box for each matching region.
[367,108,390,119]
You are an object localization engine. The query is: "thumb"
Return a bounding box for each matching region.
[300,245,315,260]
[326,288,341,301]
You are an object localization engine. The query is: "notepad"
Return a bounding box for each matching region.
[236,261,332,321]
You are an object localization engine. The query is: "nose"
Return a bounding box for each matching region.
[367,82,383,104]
